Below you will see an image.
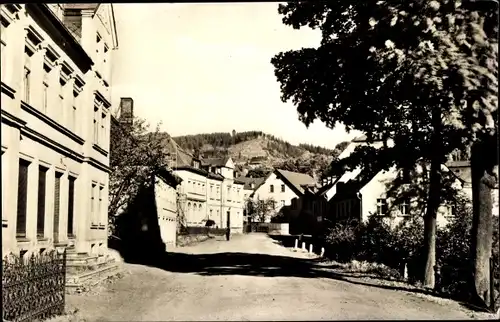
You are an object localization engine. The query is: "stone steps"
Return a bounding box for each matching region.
[65,252,122,293]
[66,260,121,293]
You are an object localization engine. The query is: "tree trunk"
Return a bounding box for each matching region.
[422,154,441,288]
[422,108,443,289]
[470,134,497,308]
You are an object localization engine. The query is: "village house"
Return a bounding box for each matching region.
[251,168,317,225]
[315,135,498,230]
[1,3,120,287]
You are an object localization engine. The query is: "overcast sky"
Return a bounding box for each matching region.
[111,3,359,149]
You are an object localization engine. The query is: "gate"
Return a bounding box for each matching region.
[2,249,67,322]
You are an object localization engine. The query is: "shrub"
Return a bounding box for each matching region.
[320,220,359,262]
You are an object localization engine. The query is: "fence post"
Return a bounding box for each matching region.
[309,244,313,254]
[294,239,298,249]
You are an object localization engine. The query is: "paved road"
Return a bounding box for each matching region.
[66,234,492,321]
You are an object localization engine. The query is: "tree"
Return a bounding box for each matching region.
[272,0,497,291]
[247,167,272,178]
[109,117,171,236]
[246,197,277,223]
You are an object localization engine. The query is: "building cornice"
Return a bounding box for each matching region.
[83,157,111,173]
[1,82,16,99]
[21,101,85,145]
[1,109,27,128]
[21,126,84,163]
[26,4,93,74]
[94,90,112,109]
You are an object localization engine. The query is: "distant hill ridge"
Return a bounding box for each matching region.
[172,131,337,158]
[170,131,350,180]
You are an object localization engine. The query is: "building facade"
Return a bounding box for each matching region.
[173,156,245,233]
[1,4,118,261]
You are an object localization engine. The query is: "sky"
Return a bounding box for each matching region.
[111,3,359,149]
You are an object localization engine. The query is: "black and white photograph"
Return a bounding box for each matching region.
[0,1,499,321]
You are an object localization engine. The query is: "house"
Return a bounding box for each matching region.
[172,155,246,234]
[1,4,119,285]
[327,162,474,228]
[235,176,266,224]
[251,168,317,224]
[113,167,182,261]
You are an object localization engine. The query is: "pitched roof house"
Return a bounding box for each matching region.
[251,169,316,223]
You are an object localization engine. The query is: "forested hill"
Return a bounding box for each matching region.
[171,131,350,180]
[173,131,338,157]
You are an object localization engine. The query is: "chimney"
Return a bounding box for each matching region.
[119,97,134,127]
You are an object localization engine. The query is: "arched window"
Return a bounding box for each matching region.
[187,202,191,216]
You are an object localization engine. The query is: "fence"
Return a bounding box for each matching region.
[2,249,67,322]
[178,226,227,236]
[248,223,290,235]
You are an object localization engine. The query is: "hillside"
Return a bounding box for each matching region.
[171,131,350,180]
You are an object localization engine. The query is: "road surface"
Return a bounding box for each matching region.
[64,233,493,321]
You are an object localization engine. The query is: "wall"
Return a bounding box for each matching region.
[154,175,177,249]
[1,4,116,257]
[174,169,208,226]
[359,166,453,228]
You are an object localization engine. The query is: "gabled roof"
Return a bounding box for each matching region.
[202,156,230,167]
[236,176,266,191]
[275,169,316,196]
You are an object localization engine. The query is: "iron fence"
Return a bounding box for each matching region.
[2,249,66,322]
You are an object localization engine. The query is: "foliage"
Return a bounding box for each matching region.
[246,197,277,223]
[109,117,170,235]
[319,195,499,302]
[246,167,272,178]
[275,154,330,178]
[272,0,498,287]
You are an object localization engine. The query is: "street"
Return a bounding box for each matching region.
[65,234,490,321]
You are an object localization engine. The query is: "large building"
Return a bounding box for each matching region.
[172,156,246,233]
[1,3,118,275]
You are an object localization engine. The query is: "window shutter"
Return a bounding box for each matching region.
[16,160,29,237]
[67,176,75,236]
[37,166,48,237]
[53,173,62,241]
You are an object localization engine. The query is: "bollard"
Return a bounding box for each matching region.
[294,239,298,249]
[301,242,306,251]
[320,247,325,257]
[309,244,313,254]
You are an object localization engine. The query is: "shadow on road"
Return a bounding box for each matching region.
[111,230,490,315]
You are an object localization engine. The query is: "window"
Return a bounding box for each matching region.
[42,82,49,113]
[98,186,103,224]
[67,176,75,236]
[53,172,62,241]
[16,159,30,238]
[101,112,106,147]
[23,66,30,103]
[399,199,410,216]
[93,106,99,144]
[281,184,285,192]
[209,209,213,218]
[270,185,274,193]
[59,77,65,111]
[376,198,388,216]
[91,183,96,224]
[37,166,48,238]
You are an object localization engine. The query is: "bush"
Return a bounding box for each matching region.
[321,194,499,304]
